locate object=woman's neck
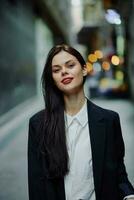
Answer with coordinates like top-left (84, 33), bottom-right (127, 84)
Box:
top-left (64, 90), bottom-right (86, 116)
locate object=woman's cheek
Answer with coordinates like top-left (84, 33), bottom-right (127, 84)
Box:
top-left (53, 75), bottom-right (60, 85)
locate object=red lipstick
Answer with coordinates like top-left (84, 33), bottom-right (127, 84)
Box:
top-left (61, 77), bottom-right (73, 84)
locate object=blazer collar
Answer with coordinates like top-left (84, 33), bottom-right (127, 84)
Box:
top-left (65, 98), bottom-right (88, 128)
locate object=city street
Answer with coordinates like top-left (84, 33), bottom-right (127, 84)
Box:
top-left (0, 98), bottom-right (134, 200)
top-left (1, 0), bottom-right (134, 200)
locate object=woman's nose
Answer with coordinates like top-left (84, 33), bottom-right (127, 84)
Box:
top-left (61, 67), bottom-right (68, 75)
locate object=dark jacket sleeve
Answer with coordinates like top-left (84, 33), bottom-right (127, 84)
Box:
top-left (28, 118), bottom-right (46, 200)
top-left (114, 113), bottom-right (134, 198)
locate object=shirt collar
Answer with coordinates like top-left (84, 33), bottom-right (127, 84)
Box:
top-left (65, 98), bottom-right (88, 128)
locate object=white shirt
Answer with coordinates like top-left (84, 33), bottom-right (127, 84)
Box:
top-left (64, 98), bottom-right (95, 200)
top-left (64, 98), bottom-right (134, 200)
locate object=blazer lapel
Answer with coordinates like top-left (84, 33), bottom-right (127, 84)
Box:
top-left (87, 100), bottom-right (106, 198)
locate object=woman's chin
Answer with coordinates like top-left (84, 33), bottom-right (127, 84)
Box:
top-left (61, 86), bottom-right (83, 96)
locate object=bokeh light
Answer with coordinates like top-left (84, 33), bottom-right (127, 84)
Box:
top-left (88, 54), bottom-right (97, 63)
top-left (102, 61), bottom-right (110, 71)
top-left (93, 62), bottom-right (101, 72)
top-left (86, 62), bottom-right (93, 73)
top-left (111, 55), bottom-right (120, 65)
top-left (94, 50), bottom-right (103, 59)
top-left (115, 71), bottom-right (124, 81)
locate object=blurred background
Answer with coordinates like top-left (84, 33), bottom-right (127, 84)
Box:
top-left (0, 0), bottom-right (134, 199)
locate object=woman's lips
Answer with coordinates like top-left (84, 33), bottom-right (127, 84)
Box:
top-left (61, 78), bottom-right (73, 84)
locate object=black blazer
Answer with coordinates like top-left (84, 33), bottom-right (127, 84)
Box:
top-left (28, 100), bottom-right (134, 200)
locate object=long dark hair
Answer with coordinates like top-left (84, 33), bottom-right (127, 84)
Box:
top-left (40, 44), bottom-right (86, 179)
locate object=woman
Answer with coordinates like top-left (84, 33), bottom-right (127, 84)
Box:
top-left (28, 44), bottom-right (134, 200)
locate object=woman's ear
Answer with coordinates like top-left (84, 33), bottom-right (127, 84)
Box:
top-left (83, 64), bottom-right (88, 76)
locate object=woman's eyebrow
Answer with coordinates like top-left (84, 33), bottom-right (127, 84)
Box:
top-left (65, 59), bottom-right (74, 64)
top-left (52, 65), bottom-right (61, 68)
top-left (52, 60), bottom-right (75, 68)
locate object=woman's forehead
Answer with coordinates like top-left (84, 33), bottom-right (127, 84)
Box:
top-left (52, 51), bottom-right (77, 66)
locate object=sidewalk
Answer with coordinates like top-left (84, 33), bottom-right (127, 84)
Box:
top-left (0, 97), bottom-right (43, 151)
top-left (0, 96), bottom-right (43, 200)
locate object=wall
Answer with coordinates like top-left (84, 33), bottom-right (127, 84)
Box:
top-left (0, 0), bottom-right (36, 115)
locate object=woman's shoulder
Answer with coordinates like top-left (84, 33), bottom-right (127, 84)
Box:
top-left (29, 109), bottom-right (46, 125)
top-left (88, 99), bottom-right (119, 120)
top-left (28, 110), bottom-right (46, 149)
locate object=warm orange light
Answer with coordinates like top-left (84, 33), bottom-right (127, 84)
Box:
top-left (102, 61), bottom-right (110, 71)
top-left (111, 55), bottom-right (120, 65)
top-left (94, 50), bottom-right (103, 59)
top-left (88, 54), bottom-right (97, 63)
top-left (86, 62), bottom-right (93, 73)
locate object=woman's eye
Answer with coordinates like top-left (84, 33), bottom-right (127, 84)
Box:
top-left (53, 69), bottom-right (60, 73)
top-left (68, 63), bottom-right (75, 68)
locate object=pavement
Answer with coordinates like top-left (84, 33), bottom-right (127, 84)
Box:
top-left (0, 97), bottom-right (43, 200)
top-left (0, 97), bottom-right (134, 200)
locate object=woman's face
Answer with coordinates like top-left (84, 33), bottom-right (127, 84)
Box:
top-left (52, 51), bottom-right (87, 95)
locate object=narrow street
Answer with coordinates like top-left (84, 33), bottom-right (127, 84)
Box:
top-left (1, 0), bottom-right (134, 200)
top-left (0, 99), bottom-right (134, 200)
